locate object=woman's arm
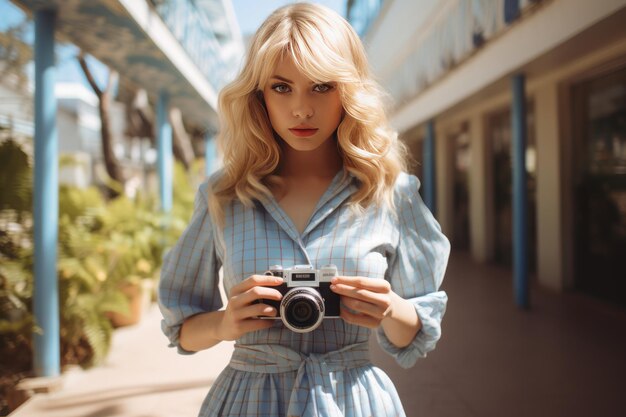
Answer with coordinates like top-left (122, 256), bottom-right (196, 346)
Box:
top-left (330, 276), bottom-right (421, 348)
top-left (179, 310), bottom-right (227, 352)
top-left (380, 292), bottom-right (421, 348)
top-left (178, 274), bottom-right (284, 352)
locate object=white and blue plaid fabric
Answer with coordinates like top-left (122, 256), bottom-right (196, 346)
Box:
top-left (158, 170), bottom-right (450, 417)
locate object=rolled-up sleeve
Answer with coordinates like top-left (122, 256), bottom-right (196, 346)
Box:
top-left (158, 181), bottom-right (223, 354)
top-left (376, 173), bottom-right (450, 368)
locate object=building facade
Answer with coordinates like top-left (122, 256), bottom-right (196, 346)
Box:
top-left (352, 0), bottom-right (626, 306)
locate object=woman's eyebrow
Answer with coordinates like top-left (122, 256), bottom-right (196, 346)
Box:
top-left (270, 75), bottom-right (293, 83)
top-left (270, 75), bottom-right (324, 85)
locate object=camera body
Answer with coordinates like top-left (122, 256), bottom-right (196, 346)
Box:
top-left (258, 264), bottom-right (340, 333)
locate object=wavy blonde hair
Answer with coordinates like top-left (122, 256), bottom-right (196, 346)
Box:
top-left (209, 2), bottom-right (407, 224)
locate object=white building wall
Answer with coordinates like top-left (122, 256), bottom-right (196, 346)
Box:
top-left (57, 108), bottom-right (83, 152)
top-left (468, 113), bottom-right (492, 263)
top-left (534, 81), bottom-right (563, 291)
top-left (0, 80), bottom-right (33, 137)
top-left (386, 0), bottom-right (626, 132)
top-left (363, 0), bottom-right (438, 76)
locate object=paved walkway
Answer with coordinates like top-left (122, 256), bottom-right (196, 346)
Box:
top-left (11, 252), bottom-right (626, 416)
top-left (11, 307), bottom-right (234, 417)
top-left (371, 252), bottom-right (626, 417)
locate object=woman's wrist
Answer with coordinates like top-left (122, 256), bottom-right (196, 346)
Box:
top-left (179, 310), bottom-right (225, 352)
top-left (381, 293), bottom-right (421, 348)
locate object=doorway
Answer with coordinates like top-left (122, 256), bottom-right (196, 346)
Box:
top-left (451, 126), bottom-right (470, 250)
top-left (572, 66), bottom-right (626, 306)
top-left (488, 106), bottom-right (537, 272)
top-left (403, 131), bottom-right (424, 198)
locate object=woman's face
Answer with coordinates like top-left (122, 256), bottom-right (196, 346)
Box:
top-left (262, 55), bottom-right (343, 152)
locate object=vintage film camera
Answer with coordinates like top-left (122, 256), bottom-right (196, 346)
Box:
top-left (257, 264), bottom-right (341, 333)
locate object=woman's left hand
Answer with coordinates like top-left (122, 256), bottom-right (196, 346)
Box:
top-left (330, 276), bottom-right (395, 329)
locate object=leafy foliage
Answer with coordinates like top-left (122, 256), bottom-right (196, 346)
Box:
top-left (0, 140), bottom-right (32, 215)
top-left (0, 138), bottom-right (197, 413)
top-left (0, 19), bottom-right (33, 90)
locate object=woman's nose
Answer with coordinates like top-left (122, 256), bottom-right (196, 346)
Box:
top-left (292, 97), bottom-right (314, 119)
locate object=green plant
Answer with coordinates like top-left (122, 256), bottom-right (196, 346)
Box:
top-left (0, 140), bottom-right (31, 216)
top-left (56, 192), bottom-right (130, 366)
top-left (53, 165), bottom-right (194, 362)
top-left (0, 140), bottom-right (36, 415)
top-left (0, 138), bottom-right (198, 413)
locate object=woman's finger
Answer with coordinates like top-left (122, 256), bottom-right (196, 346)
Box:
top-left (231, 285), bottom-right (282, 308)
top-left (331, 282), bottom-right (391, 308)
top-left (331, 276), bottom-right (390, 293)
top-left (230, 274), bottom-right (283, 297)
top-left (341, 296), bottom-right (387, 320)
top-left (340, 307), bottom-right (380, 329)
top-left (238, 318), bottom-right (276, 334)
top-left (233, 302), bottom-right (278, 321)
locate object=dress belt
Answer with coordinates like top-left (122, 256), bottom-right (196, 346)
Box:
top-left (229, 341), bottom-right (371, 373)
top-left (228, 342), bottom-right (372, 416)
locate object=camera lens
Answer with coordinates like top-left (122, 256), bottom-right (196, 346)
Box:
top-left (280, 287), bottom-right (324, 333)
top-left (291, 299), bottom-right (314, 323)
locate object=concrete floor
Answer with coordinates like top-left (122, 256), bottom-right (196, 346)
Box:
top-left (11, 252), bottom-right (626, 416)
top-left (10, 306), bottom-right (235, 417)
top-left (371, 252), bottom-right (626, 417)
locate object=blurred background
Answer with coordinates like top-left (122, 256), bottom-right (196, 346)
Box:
top-left (1, 0), bottom-right (625, 416)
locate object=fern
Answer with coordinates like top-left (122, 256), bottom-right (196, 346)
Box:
top-left (2, 140), bottom-right (198, 374)
top-left (0, 140), bottom-right (32, 215)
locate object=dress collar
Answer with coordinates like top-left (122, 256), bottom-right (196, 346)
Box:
top-left (257, 169), bottom-right (358, 242)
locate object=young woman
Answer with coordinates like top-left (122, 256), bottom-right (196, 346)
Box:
top-left (158, 3), bottom-right (450, 416)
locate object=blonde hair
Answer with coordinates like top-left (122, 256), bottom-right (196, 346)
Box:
top-left (209, 2), bottom-right (407, 224)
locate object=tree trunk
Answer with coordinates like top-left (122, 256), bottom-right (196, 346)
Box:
top-left (78, 54), bottom-right (125, 196)
top-left (170, 107), bottom-right (195, 171)
top-left (100, 87), bottom-right (125, 185)
top-left (126, 88), bottom-right (154, 142)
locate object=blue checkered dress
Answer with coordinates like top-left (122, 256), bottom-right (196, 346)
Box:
top-left (158, 170), bottom-right (450, 417)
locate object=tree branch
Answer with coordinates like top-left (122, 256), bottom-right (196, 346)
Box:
top-left (77, 53), bottom-right (102, 98)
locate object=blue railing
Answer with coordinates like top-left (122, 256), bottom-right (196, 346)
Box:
top-left (151, 0), bottom-right (235, 91)
top-left (347, 0), bottom-right (385, 37)
top-left (0, 114), bottom-right (34, 137)
top-left (352, 0), bottom-right (543, 106)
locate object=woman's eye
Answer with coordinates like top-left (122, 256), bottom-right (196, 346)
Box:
top-left (314, 84), bottom-right (334, 93)
top-left (272, 84), bottom-right (290, 93)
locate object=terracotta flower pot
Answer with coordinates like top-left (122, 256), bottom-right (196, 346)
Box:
top-left (106, 280), bottom-right (153, 327)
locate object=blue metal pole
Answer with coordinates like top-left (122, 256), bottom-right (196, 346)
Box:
top-left (511, 74), bottom-right (529, 309)
top-left (423, 120), bottom-right (436, 215)
top-left (157, 91), bottom-right (172, 212)
top-left (204, 133), bottom-right (215, 178)
top-left (33, 9), bottom-right (60, 378)
top-left (504, 0), bottom-right (520, 24)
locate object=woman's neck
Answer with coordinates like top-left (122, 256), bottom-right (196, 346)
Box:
top-left (278, 136), bottom-right (343, 179)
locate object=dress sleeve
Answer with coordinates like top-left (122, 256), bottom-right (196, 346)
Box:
top-left (376, 173), bottom-right (450, 368)
top-left (157, 181), bottom-right (223, 354)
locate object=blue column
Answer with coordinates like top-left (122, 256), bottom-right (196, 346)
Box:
top-left (511, 74), bottom-right (529, 309)
top-left (504, 0), bottom-right (520, 24)
top-left (33, 9), bottom-right (60, 378)
top-left (204, 133), bottom-right (216, 177)
top-left (423, 120), bottom-right (436, 215)
top-left (157, 91), bottom-right (172, 212)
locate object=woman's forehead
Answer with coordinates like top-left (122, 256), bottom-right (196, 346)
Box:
top-left (271, 55), bottom-right (301, 78)
top-left (266, 53), bottom-right (331, 84)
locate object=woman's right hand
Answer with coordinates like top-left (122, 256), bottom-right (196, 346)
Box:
top-left (216, 274), bottom-right (284, 341)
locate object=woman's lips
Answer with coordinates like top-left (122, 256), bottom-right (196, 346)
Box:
top-left (289, 128), bottom-right (318, 137)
